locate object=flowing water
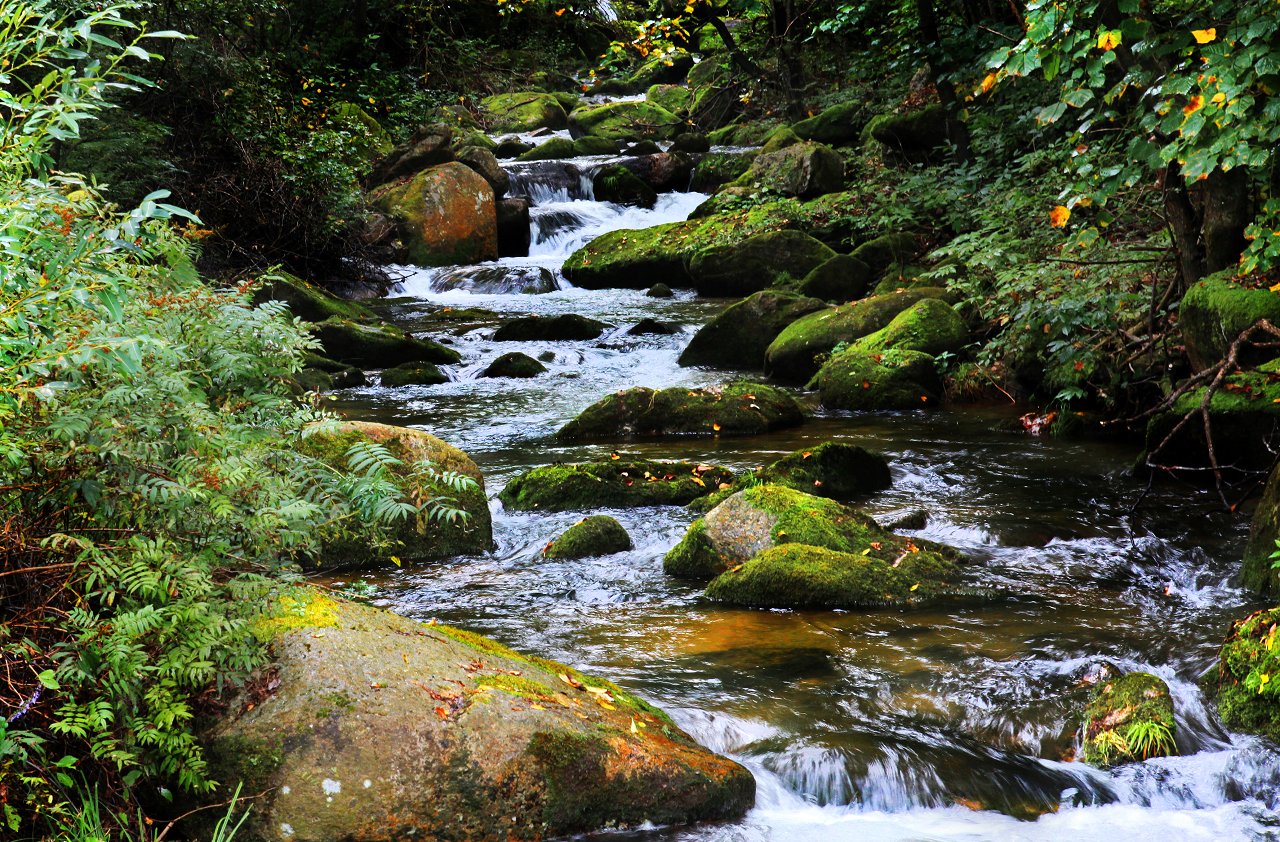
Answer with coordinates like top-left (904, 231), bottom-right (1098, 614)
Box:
top-left (326, 148), bottom-right (1280, 839)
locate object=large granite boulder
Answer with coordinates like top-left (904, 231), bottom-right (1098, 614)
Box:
top-left (556, 382), bottom-right (803, 440)
top-left (374, 162), bottom-right (497, 267)
top-left (679, 290), bottom-right (826, 370)
top-left (688, 230), bottom-right (835, 297)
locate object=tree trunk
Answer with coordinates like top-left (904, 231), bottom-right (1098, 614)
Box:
top-left (1163, 165), bottom-right (1207, 289)
top-left (1201, 167), bottom-right (1251, 274)
top-left (914, 0), bottom-right (972, 162)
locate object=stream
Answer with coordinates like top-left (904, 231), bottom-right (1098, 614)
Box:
top-left (327, 145), bottom-right (1280, 840)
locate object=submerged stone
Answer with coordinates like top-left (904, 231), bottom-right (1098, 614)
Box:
top-left (556, 382), bottom-right (803, 440)
top-left (380, 361), bottom-right (448, 387)
top-left (543, 515), bottom-right (632, 559)
top-left (500, 461), bottom-right (735, 511)
top-left (482, 352), bottom-right (547, 379)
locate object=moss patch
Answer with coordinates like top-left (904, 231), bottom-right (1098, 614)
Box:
top-left (544, 516), bottom-right (632, 559)
top-left (556, 382), bottom-right (803, 440)
top-left (312, 317), bottom-right (460, 367)
top-left (381, 361), bottom-right (448, 387)
top-left (501, 461), bottom-right (735, 511)
top-left (1081, 672), bottom-right (1177, 767)
top-left (679, 290), bottom-right (826, 370)
top-left (816, 348), bottom-right (944, 411)
top-left (568, 101), bottom-right (682, 141)
top-left (492, 313), bottom-right (610, 341)
top-left (849, 298), bottom-right (968, 357)
top-left (1214, 606), bottom-right (1280, 742)
top-left (1179, 270), bottom-right (1280, 371)
top-left (480, 92), bottom-right (569, 133)
top-left (688, 229), bottom-right (835, 298)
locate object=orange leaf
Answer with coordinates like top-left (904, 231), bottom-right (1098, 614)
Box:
top-left (1049, 205), bottom-right (1071, 227)
top-left (980, 72), bottom-right (998, 94)
top-left (1183, 95), bottom-right (1204, 115)
top-left (712, 422), bottom-right (721, 431)
top-left (1192, 28), bottom-right (1216, 44)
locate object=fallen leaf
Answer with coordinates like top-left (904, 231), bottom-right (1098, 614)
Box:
top-left (559, 673), bottom-right (585, 690)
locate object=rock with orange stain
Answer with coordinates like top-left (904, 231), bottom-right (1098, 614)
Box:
top-left (375, 162), bottom-right (497, 267)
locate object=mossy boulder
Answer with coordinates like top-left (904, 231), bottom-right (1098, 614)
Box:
top-left (297, 353), bottom-right (366, 391)
top-left (481, 92), bottom-right (569, 133)
top-left (568, 101), bottom-right (682, 142)
top-left (1242, 461), bottom-right (1280, 597)
top-left (627, 51), bottom-right (695, 89)
top-left (544, 515), bottom-right (632, 559)
top-left (1214, 605), bottom-right (1280, 742)
top-left (500, 461), bottom-right (735, 511)
top-left (1179, 271), bottom-right (1280, 371)
top-left (572, 136), bottom-right (619, 156)
top-left (492, 314), bottom-right (611, 341)
top-left (816, 349), bottom-right (943, 410)
top-left (736, 141), bottom-right (843, 199)
top-left (679, 290), bottom-right (826, 369)
top-left (690, 150), bottom-right (757, 191)
top-left (707, 121), bottom-right (782, 147)
top-left (367, 123), bottom-right (453, 187)
top-left (456, 145), bottom-right (510, 198)
top-left (798, 254), bottom-right (873, 302)
top-left (764, 287), bottom-right (952, 382)
top-left (688, 230), bottom-right (836, 297)
top-left (517, 137), bottom-right (578, 161)
top-left (494, 137), bottom-right (535, 159)
top-left (254, 273), bottom-right (378, 324)
top-left (374, 162), bottom-right (497, 267)
top-left (792, 101), bottom-right (871, 146)
top-left (671, 132), bottom-right (710, 154)
top-left (206, 591), bottom-right (754, 842)
top-left (647, 84), bottom-right (694, 115)
top-left (593, 164), bottom-right (658, 209)
top-left (647, 283), bottom-right (674, 298)
top-left (482, 352), bottom-right (547, 378)
top-left (1080, 672), bottom-right (1178, 768)
top-left (557, 382), bottom-right (803, 440)
top-left (300, 421), bottom-right (492, 566)
top-left (868, 104), bottom-right (948, 157)
top-left (759, 126), bottom-right (801, 154)
top-left (332, 102), bottom-right (394, 164)
top-left (754, 442), bottom-right (891, 499)
top-left (850, 232), bottom-right (919, 276)
top-left (848, 298), bottom-right (968, 357)
top-left (312, 318), bottom-right (461, 368)
top-left (381, 361), bottom-right (449, 387)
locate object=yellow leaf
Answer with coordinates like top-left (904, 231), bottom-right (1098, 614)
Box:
top-left (1097, 30), bottom-right (1121, 51)
top-left (910, 583), bottom-right (920, 591)
top-left (1049, 205), bottom-right (1071, 228)
top-left (1192, 28), bottom-right (1216, 44)
top-left (980, 72), bottom-right (998, 94)
top-left (1211, 92), bottom-right (1226, 105)
top-left (554, 7), bottom-right (565, 14)
top-left (712, 422), bottom-right (721, 431)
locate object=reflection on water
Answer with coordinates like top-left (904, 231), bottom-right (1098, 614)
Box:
top-left (323, 150), bottom-right (1280, 839)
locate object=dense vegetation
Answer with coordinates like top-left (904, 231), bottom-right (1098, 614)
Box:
top-left (5, 0), bottom-right (1280, 837)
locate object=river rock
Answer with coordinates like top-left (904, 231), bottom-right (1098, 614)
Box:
top-left (300, 421), bottom-right (492, 565)
top-left (254, 273), bottom-right (379, 324)
top-left (500, 461), bottom-right (735, 511)
top-left (492, 314), bottom-right (611, 341)
top-left (764, 287), bottom-right (954, 382)
top-left (205, 590), bottom-right (753, 841)
top-left (671, 132), bottom-right (710, 153)
top-left (543, 515), bottom-right (632, 559)
top-left (374, 162), bottom-right (497, 267)
top-left (679, 290), bottom-right (826, 370)
top-left (1179, 270), bottom-right (1280, 371)
top-left (494, 137), bottom-right (534, 159)
top-left (647, 283), bottom-right (674, 298)
top-left (593, 164), bottom-right (657, 209)
top-left (707, 121), bottom-right (782, 146)
top-left (647, 84), bottom-right (694, 115)
top-left (517, 137), bottom-right (577, 161)
top-left (799, 254), bottom-right (873, 302)
top-left (568, 101), bottom-right (682, 142)
top-left (626, 139), bottom-right (663, 156)
top-left (792, 101), bottom-right (872, 146)
top-left (480, 92), bottom-right (569, 133)
top-left (1080, 672), bottom-right (1178, 767)
top-left (496, 197), bottom-right (532, 258)
top-left (736, 141), bottom-right (843, 199)
top-left (760, 126), bottom-right (801, 154)
top-left (299, 352), bottom-right (367, 390)
top-left (754, 442), bottom-right (891, 499)
top-left (557, 382), bottom-right (803, 440)
top-left (848, 298), bottom-right (969, 357)
top-left (627, 51), bottom-right (695, 89)
top-left (628, 318), bottom-right (679, 335)
top-left (434, 265), bottom-right (554, 295)
top-left (690, 151), bottom-right (757, 192)
top-left (868, 104), bottom-right (948, 157)
top-left (1243, 462), bottom-right (1280, 597)
top-left (366, 123), bottom-right (453, 187)
top-left (381, 361), bottom-right (448, 387)
top-left (572, 136), bottom-right (618, 156)
top-left (456, 145), bottom-right (509, 199)
top-left (689, 230), bottom-right (836, 297)
top-left (815, 348), bottom-right (944, 410)
top-left (482, 352), bottom-right (546, 378)
top-left (1213, 605), bottom-right (1280, 742)
top-left (619, 152), bottom-right (695, 193)
top-left (850, 232), bottom-right (919, 276)
top-left (312, 318), bottom-right (460, 368)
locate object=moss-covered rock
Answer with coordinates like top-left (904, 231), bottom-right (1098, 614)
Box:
top-left (561, 222), bottom-right (691, 289)
top-left (1214, 605), bottom-right (1280, 742)
top-left (492, 314), bottom-right (611, 341)
top-left (456, 145), bottom-right (510, 198)
top-left (544, 515), bottom-right (633, 559)
top-left (792, 101), bottom-right (872, 146)
top-left (705, 541), bottom-right (960, 609)
top-left (593, 164), bottom-right (658, 209)
top-left (254, 273), bottom-right (378, 324)
top-left (206, 591), bottom-right (753, 842)
top-left (689, 230), bottom-right (836, 298)
top-left (689, 150), bottom-right (757, 192)
top-left (501, 461), bottom-right (735, 511)
top-left (557, 382), bottom-right (803, 440)
top-left (381, 361), bottom-right (449, 387)
top-left (760, 126), bottom-right (801, 154)
top-left (868, 104), bottom-right (948, 157)
top-left (627, 51), bottom-right (695, 90)
top-left (647, 83), bottom-right (693, 115)
top-left (798, 254), bottom-right (873, 302)
top-left (568, 101), bottom-right (683, 142)
top-left (572, 136), bottom-right (620, 156)
top-left (1244, 461), bottom-right (1280, 597)
top-left (647, 283), bottom-right (674, 298)
top-left (707, 121), bottom-right (783, 147)
top-left (299, 422), bottom-right (492, 566)
top-left (367, 123), bottom-right (454, 187)
top-left (373, 162), bottom-right (497, 267)
top-left (671, 132), bottom-right (710, 154)
top-left (871, 264), bottom-right (934, 296)
top-left (480, 92), bottom-right (569, 133)
top-left (1080, 672), bottom-right (1178, 768)
top-left (1179, 271), bottom-right (1280, 371)
top-left (494, 137), bottom-right (535, 159)
top-left (849, 298), bottom-right (968, 356)
top-left (679, 290), bottom-right (826, 370)
top-left (735, 141), bottom-right (843, 199)
top-left (331, 102), bottom-right (394, 164)
top-left (312, 318), bottom-right (461, 367)
top-left (297, 352), bottom-right (367, 391)
top-left (764, 287), bottom-right (952, 382)
top-left (482, 351), bottom-right (547, 378)
top-left (753, 442), bottom-right (891, 499)
top-left (816, 349), bottom-right (944, 410)
top-left (850, 232), bottom-right (919, 276)
top-left (517, 136), bottom-right (577, 161)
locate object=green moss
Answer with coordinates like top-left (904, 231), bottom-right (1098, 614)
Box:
top-left (679, 290), bottom-right (826, 370)
top-left (556, 381), bottom-right (803, 440)
top-left (516, 136), bottom-right (577, 161)
top-left (482, 351), bottom-right (547, 378)
top-left (253, 589), bottom-right (342, 639)
top-left (543, 516), bottom-right (632, 559)
top-left (480, 92), bottom-right (569, 133)
top-left (254, 272), bottom-right (376, 324)
top-left (500, 461), bottom-right (735, 511)
top-left (868, 104), bottom-right (948, 156)
top-left (753, 442), bottom-right (892, 499)
top-left (568, 101), bottom-right (682, 141)
top-left (1213, 606), bottom-right (1280, 741)
top-left (1081, 672), bottom-right (1177, 767)
top-left (705, 541), bottom-right (959, 608)
top-left (765, 288), bottom-right (952, 382)
top-left (572, 136), bottom-right (618, 156)
top-left (1243, 465), bottom-right (1280, 597)
top-left (791, 102), bottom-right (871, 146)
top-left (312, 317), bottom-right (461, 367)
top-left (688, 229), bottom-right (835, 297)
top-left (760, 126), bottom-right (801, 154)
top-left (849, 232), bottom-right (919, 275)
top-left (799, 254), bottom-right (872, 303)
top-left (330, 102), bottom-right (393, 164)
top-left (706, 121), bottom-right (783, 146)
top-left (381, 361), bottom-right (448, 387)
top-left (477, 673), bottom-right (558, 700)
top-left (592, 164), bottom-right (657, 209)
top-left (1180, 271), bottom-right (1280, 370)
top-left (690, 150), bottom-right (758, 192)
top-left (647, 83), bottom-right (693, 115)
top-left (815, 348), bottom-right (944, 410)
top-left (735, 141), bottom-right (844, 199)
top-left (849, 298), bottom-right (968, 356)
